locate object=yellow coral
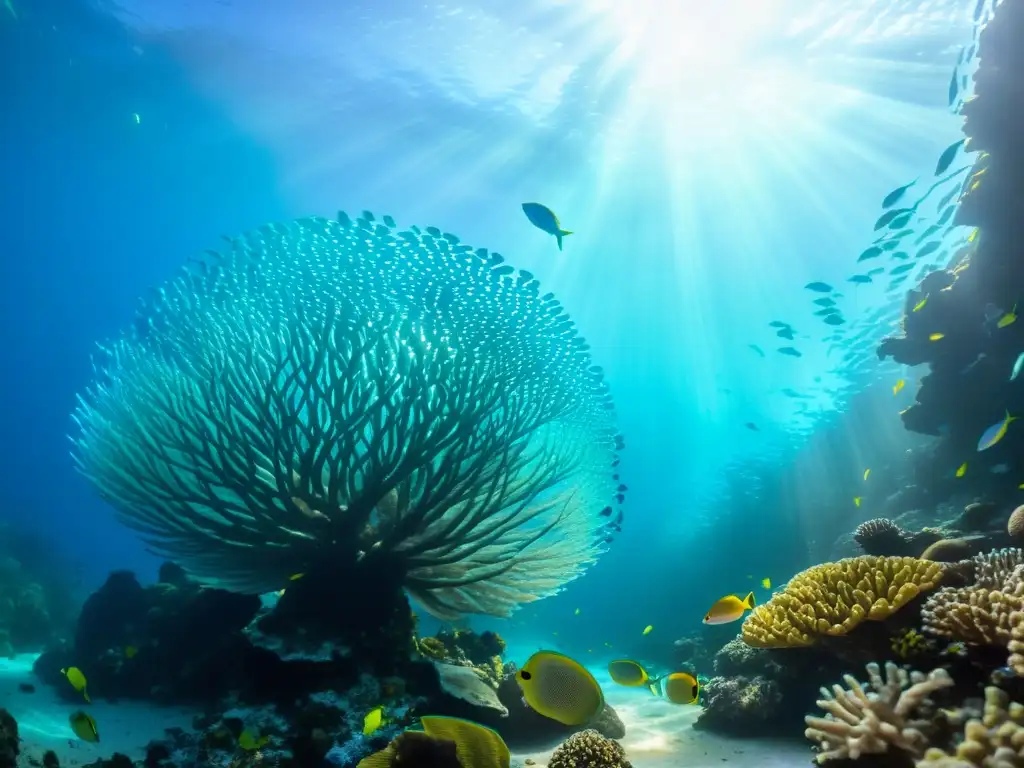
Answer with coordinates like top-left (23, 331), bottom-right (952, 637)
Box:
top-left (918, 686), bottom-right (1024, 767)
top-left (416, 636), bottom-right (449, 661)
top-left (742, 556), bottom-right (944, 648)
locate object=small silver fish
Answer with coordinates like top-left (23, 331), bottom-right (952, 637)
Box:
top-left (1011, 352), bottom-right (1024, 381)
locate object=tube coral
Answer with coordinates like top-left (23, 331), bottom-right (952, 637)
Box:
top-left (71, 212), bottom-right (623, 619)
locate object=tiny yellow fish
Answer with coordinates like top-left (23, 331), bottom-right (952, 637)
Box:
top-left (968, 228), bottom-right (979, 243)
top-left (956, 462), bottom-right (968, 478)
top-left (893, 379), bottom-right (905, 395)
top-left (998, 305), bottom-right (1018, 328)
top-left (61, 667), bottom-right (90, 703)
top-left (761, 578), bottom-right (771, 589)
top-left (913, 296), bottom-right (928, 312)
top-left (363, 706), bottom-right (385, 736)
top-left (703, 592), bottom-right (755, 625)
top-left (929, 333), bottom-right (945, 341)
top-left (574, 608), bottom-right (580, 615)
top-left (516, 651), bottom-right (604, 726)
top-left (239, 729), bottom-right (271, 751)
top-left (854, 496), bottom-right (862, 507)
top-left (289, 573), bottom-right (304, 581)
top-left (1019, 483), bottom-right (1024, 490)
top-left (124, 645), bottom-right (138, 659)
top-left (642, 625), bottom-right (653, 636)
top-left (69, 711), bottom-right (99, 743)
top-left (863, 468), bottom-right (871, 481)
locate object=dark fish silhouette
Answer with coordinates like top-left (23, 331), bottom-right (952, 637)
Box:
top-left (778, 347), bottom-right (802, 357)
top-left (805, 282), bottom-right (833, 293)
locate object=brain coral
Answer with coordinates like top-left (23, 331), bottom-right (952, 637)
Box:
top-left (742, 556), bottom-right (944, 648)
top-left (548, 730), bottom-right (631, 768)
top-left (71, 211), bottom-right (624, 620)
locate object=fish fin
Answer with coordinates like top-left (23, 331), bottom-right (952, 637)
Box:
top-left (560, 229), bottom-right (573, 237)
top-left (743, 591), bottom-right (756, 609)
top-left (83, 691), bottom-right (91, 703)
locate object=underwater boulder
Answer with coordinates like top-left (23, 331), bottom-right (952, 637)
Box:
top-left (0, 709), bottom-right (17, 768)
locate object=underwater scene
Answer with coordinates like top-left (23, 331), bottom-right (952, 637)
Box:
top-left (2, 0), bottom-right (1024, 766)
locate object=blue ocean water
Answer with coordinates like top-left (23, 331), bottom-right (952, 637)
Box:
top-left (0, 0), bottom-right (994, 744)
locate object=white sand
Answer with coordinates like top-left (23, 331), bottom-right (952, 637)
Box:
top-left (0, 654), bottom-right (200, 766)
top-left (3, 653), bottom-right (809, 767)
top-left (513, 667), bottom-right (810, 768)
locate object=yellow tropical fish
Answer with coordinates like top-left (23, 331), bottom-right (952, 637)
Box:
top-left (956, 462), bottom-right (968, 478)
top-left (662, 672), bottom-right (700, 705)
top-left (363, 706), bottom-right (385, 736)
top-left (968, 228), bottom-right (979, 243)
top-left (913, 296), bottom-right (928, 312)
top-left (516, 651), bottom-right (604, 726)
top-left (642, 625), bottom-right (653, 636)
top-left (703, 592), bottom-right (755, 625)
top-left (998, 305), bottom-right (1017, 328)
top-left (607, 659), bottom-right (651, 687)
top-left (61, 667), bottom-right (90, 703)
top-left (358, 717), bottom-right (510, 768)
top-left (893, 379), bottom-right (905, 395)
top-left (854, 496), bottom-right (862, 507)
top-left (289, 573), bottom-right (304, 581)
top-left (69, 711), bottom-right (99, 743)
top-left (574, 608), bottom-right (580, 615)
top-left (863, 468), bottom-right (871, 481)
top-left (239, 729), bottom-right (271, 751)
top-left (929, 333), bottom-right (945, 341)
top-left (761, 578), bottom-right (771, 589)
top-left (978, 411), bottom-right (1017, 451)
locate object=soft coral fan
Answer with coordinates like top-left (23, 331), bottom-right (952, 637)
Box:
top-left (71, 211), bottom-right (624, 619)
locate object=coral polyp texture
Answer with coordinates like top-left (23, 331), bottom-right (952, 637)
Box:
top-left (804, 661), bottom-right (952, 763)
top-left (919, 686), bottom-right (1024, 767)
top-left (742, 557), bottom-right (944, 648)
top-left (547, 730), bottom-right (631, 768)
top-left (71, 211), bottom-right (623, 619)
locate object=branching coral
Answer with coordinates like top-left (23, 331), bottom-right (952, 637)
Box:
top-left (921, 583), bottom-right (1024, 646)
top-left (922, 553), bottom-right (1024, 647)
top-left (547, 730), bottom-right (631, 768)
top-left (71, 212), bottom-right (624, 619)
top-left (742, 557), bottom-right (944, 648)
top-left (804, 662), bottom-right (953, 763)
top-left (918, 686), bottom-right (1024, 767)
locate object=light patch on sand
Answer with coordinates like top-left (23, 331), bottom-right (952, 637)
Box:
top-left (513, 664), bottom-right (809, 768)
top-left (0, 654), bottom-right (200, 766)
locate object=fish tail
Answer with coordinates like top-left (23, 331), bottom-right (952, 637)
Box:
top-left (743, 591), bottom-right (756, 609)
top-left (84, 691), bottom-right (91, 703)
top-left (555, 230), bottom-right (572, 251)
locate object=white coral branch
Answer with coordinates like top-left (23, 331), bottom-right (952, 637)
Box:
top-left (805, 662), bottom-right (953, 763)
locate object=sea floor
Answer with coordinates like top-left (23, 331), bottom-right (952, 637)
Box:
top-left (511, 667), bottom-right (810, 768)
top-left (1, 654), bottom-right (809, 767)
top-left (0, 654), bottom-right (199, 766)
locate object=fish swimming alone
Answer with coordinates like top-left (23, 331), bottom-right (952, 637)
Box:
top-left (978, 411), bottom-right (1016, 452)
top-left (703, 592), bottom-right (755, 625)
top-left (521, 203), bottom-right (573, 251)
top-left (69, 711), bottom-right (99, 743)
top-left (516, 651), bottom-right (604, 726)
top-left (607, 659), bottom-right (652, 688)
top-left (62, 666), bottom-right (90, 703)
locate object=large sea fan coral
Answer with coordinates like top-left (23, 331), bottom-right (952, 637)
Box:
top-left (71, 212), bottom-right (623, 619)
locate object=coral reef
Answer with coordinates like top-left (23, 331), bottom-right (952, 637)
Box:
top-left (804, 662), bottom-right (953, 763)
top-left (547, 730), bottom-right (631, 768)
top-left (854, 519), bottom-right (945, 558)
top-left (742, 556), bottom-right (944, 648)
top-left (671, 633), bottom-right (716, 674)
top-left (919, 686), bottom-right (1023, 766)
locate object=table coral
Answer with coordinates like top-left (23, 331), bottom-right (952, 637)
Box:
top-left (742, 556), bottom-right (945, 648)
top-left (804, 661), bottom-right (953, 763)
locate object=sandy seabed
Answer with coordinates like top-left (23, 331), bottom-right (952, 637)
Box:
top-left (2, 655), bottom-right (808, 767)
